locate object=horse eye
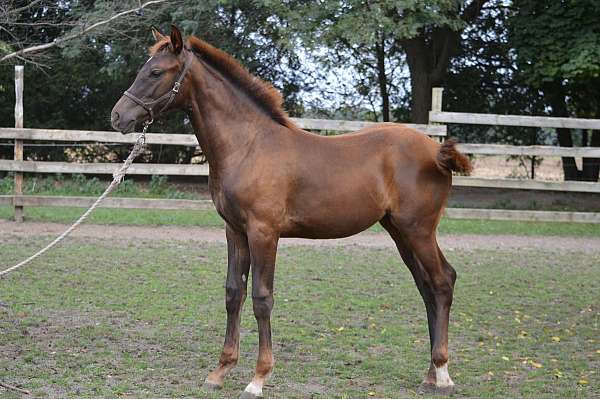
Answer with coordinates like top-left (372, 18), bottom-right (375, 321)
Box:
top-left (150, 69), bottom-right (163, 77)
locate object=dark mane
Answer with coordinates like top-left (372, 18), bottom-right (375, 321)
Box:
top-left (150, 36), bottom-right (295, 129)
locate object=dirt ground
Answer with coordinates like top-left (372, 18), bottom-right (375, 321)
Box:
top-left (471, 155), bottom-right (564, 180)
top-left (1, 220), bottom-right (599, 253)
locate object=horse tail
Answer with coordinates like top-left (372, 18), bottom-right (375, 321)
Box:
top-left (435, 139), bottom-right (472, 175)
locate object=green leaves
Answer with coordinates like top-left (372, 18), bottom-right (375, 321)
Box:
top-left (511, 0), bottom-right (600, 85)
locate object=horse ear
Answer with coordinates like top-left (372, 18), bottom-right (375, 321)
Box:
top-left (151, 26), bottom-right (165, 42)
top-left (170, 24), bottom-right (183, 55)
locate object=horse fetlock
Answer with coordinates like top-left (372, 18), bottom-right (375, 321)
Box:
top-left (218, 348), bottom-right (239, 367)
top-left (432, 347), bottom-right (449, 368)
top-left (421, 362), bottom-right (437, 385)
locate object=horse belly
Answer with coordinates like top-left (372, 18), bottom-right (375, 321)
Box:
top-left (282, 179), bottom-right (387, 239)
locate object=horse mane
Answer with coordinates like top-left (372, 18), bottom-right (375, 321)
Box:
top-left (149, 36), bottom-right (295, 129)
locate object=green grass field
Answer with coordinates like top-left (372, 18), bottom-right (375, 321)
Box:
top-left (1, 205), bottom-right (600, 237)
top-left (1, 237), bottom-right (598, 398)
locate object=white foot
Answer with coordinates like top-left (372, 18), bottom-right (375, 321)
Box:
top-left (243, 381), bottom-right (263, 397)
top-left (435, 362), bottom-right (455, 387)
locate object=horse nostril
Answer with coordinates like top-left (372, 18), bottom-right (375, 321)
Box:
top-left (112, 111), bottom-right (120, 123)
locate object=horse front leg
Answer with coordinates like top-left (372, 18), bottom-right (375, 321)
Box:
top-left (204, 225), bottom-right (250, 390)
top-left (240, 225), bottom-right (279, 399)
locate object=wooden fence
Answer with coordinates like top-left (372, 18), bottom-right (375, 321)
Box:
top-left (1, 66), bottom-right (599, 223)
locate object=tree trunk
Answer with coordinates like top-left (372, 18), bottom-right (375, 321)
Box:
top-left (409, 67), bottom-right (432, 124)
top-left (581, 130), bottom-right (600, 181)
top-left (544, 82), bottom-right (581, 180)
top-left (403, 39), bottom-right (433, 124)
top-left (402, 28), bottom-right (459, 124)
top-left (375, 38), bottom-right (390, 122)
top-left (388, 1), bottom-right (487, 124)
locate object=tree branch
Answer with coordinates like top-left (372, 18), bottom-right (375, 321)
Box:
top-left (3, 0), bottom-right (46, 16)
top-left (0, 0), bottom-right (168, 63)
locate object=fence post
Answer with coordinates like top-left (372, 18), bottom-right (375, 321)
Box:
top-left (431, 87), bottom-right (444, 142)
top-left (14, 65), bottom-right (24, 222)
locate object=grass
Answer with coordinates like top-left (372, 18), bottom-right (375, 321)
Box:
top-left (1, 238), bottom-right (598, 398)
top-left (1, 205), bottom-right (600, 237)
top-left (0, 206), bottom-right (225, 228)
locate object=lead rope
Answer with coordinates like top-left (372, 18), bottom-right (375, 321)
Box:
top-left (0, 123), bottom-right (149, 278)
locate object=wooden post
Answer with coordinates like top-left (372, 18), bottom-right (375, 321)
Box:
top-left (14, 65), bottom-right (24, 222)
top-left (431, 87), bottom-right (444, 142)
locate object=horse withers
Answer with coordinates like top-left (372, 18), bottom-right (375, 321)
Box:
top-left (111, 25), bottom-right (472, 398)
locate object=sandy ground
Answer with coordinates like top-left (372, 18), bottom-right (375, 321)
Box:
top-left (1, 220), bottom-right (599, 253)
top-left (471, 155), bottom-right (564, 180)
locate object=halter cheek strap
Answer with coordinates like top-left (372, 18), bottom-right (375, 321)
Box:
top-left (123, 49), bottom-right (192, 124)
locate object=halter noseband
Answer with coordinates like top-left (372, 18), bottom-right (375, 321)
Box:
top-left (123, 49), bottom-right (192, 125)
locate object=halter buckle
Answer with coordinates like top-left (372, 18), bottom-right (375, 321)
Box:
top-left (172, 82), bottom-right (181, 93)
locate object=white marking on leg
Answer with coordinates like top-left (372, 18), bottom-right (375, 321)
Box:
top-left (242, 273), bottom-right (247, 283)
top-left (435, 362), bottom-right (454, 387)
top-left (244, 381), bottom-right (262, 397)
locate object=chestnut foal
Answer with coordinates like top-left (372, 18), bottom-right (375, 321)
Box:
top-left (111, 26), bottom-right (472, 398)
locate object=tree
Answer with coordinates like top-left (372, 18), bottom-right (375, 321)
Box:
top-left (510, 0), bottom-right (600, 181)
top-left (0, 1), bottom-right (308, 165)
top-left (293, 0), bottom-right (489, 123)
top-left (291, 1), bottom-right (406, 121)
top-left (0, 1), bottom-right (168, 64)
top-left (389, 0), bottom-right (489, 123)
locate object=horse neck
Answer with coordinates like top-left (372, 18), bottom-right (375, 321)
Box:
top-left (187, 59), bottom-right (283, 177)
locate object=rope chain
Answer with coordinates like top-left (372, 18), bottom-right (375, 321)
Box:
top-left (0, 125), bottom-right (148, 278)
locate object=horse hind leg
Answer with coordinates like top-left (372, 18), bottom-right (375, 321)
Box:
top-left (380, 215), bottom-right (457, 394)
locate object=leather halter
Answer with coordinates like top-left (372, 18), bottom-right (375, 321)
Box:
top-left (123, 49), bottom-right (192, 124)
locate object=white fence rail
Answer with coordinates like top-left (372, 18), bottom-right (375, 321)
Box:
top-left (429, 111), bottom-right (600, 130)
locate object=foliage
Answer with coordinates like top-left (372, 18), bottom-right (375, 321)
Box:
top-left (290, 1), bottom-right (465, 120)
top-left (510, 0), bottom-right (600, 118)
top-left (509, 0), bottom-right (600, 181)
top-left (444, 1), bottom-right (548, 145)
top-left (510, 1), bottom-right (600, 87)
top-left (0, 0), bottom-right (306, 163)
top-left (1, 0), bottom-right (600, 174)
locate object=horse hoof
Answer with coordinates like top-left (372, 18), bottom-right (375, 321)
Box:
top-left (239, 391), bottom-right (261, 399)
top-left (202, 381), bottom-right (222, 392)
top-left (418, 382), bottom-right (456, 396)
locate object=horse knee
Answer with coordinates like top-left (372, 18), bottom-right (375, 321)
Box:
top-left (225, 286), bottom-right (245, 313)
top-left (252, 295), bottom-right (273, 319)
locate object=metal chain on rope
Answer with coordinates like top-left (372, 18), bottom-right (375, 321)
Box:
top-left (0, 123), bottom-right (149, 278)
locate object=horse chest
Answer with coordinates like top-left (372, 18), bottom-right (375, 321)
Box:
top-left (210, 183), bottom-right (247, 229)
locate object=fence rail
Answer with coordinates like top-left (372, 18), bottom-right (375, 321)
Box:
top-left (453, 177), bottom-right (600, 193)
top-left (429, 111), bottom-right (600, 130)
top-left (0, 159), bottom-right (208, 175)
top-left (458, 143), bottom-right (600, 157)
